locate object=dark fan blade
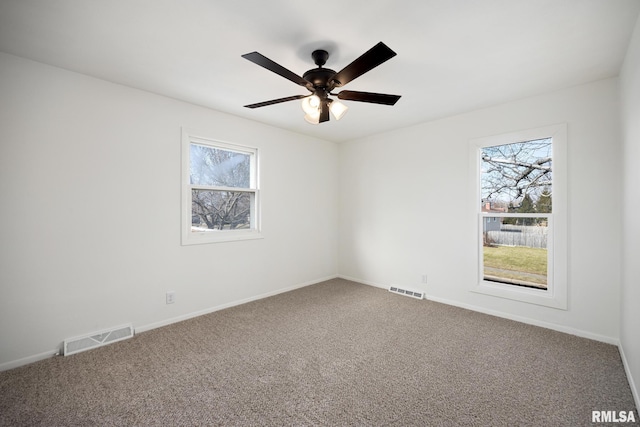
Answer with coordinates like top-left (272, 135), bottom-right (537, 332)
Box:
top-left (337, 90), bottom-right (401, 105)
top-left (332, 42), bottom-right (397, 87)
top-left (242, 52), bottom-right (309, 87)
top-left (319, 99), bottom-right (330, 123)
top-left (244, 95), bottom-right (307, 109)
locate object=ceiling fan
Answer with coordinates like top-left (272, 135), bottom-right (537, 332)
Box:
top-left (241, 42), bottom-right (401, 124)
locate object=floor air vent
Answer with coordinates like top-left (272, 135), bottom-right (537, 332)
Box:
top-left (389, 286), bottom-right (425, 300)
top-left (63, 324), bottom-right (134, 356)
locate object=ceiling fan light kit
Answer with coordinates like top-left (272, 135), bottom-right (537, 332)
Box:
top-left (242, 42), bottom-right (401, 124)
top-left (301, 95), bottom-right (348, 124)
top-left (329, 99), bottom-right (349, 120)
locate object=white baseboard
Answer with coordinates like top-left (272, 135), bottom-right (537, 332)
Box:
top-left (0, 349), bottom-right (60, 372)
top-left (0, 275), bottom-right (338, 372)
top-left (424, 293), bottom-right (619, 345)
top-left (619, 343), bottom-right (640, 412)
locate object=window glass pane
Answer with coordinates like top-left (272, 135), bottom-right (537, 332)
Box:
top-left (481, 138), bottom-right (552, 214)
top-left (483, 217), bottom-right (548, 289)
top-left (191, 190), bottom-right (252, 231)
top-left (190, 144), bottom-right (251, 188)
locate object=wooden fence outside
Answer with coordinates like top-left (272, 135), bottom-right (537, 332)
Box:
top-left (485, 225), bottom-right (548, 248)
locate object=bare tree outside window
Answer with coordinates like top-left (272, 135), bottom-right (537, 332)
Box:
top-left (481, 138), bottom-right (552, 212)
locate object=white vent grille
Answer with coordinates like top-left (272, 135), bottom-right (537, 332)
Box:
top-left (63, 324), bottom-right (134, 356)
top-left (389, 286), bottom-right (425, 300)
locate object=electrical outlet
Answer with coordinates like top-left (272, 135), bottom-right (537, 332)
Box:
top-left (421, 274), bottom-right (428, 284)
top-left (166, 291), bottom-right (176, 304)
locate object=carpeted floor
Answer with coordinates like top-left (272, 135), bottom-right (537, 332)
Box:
top-left (0, 278), bottom-right (638, 426)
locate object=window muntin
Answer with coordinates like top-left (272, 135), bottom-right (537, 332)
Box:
top-left (182, 130), bottom-right (260, 245)
top-left (470, 124), bottom-right (567, 310)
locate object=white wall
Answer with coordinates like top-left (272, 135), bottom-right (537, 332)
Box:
top-left (0, 53), bottom-right (338, 368)
top-left (620, 13), bottom-right (640, 409)
top-left (339, 78), bottom-right (622, 342)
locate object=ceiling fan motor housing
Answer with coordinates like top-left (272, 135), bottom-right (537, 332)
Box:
top-left (303, 49), bottom-right (339, 97)
top-left (303, 68), bottom-right (336, 94)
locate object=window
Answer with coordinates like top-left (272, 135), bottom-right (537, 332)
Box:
top-left (182, 129), bottom-right (261, 245)
top-left (470, 124), bottom-right (567, 309)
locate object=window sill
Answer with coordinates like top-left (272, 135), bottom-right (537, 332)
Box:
top-left (181, 230), bottom-right (263, 246)
top-left (471, 279), bottom-right (567, 310)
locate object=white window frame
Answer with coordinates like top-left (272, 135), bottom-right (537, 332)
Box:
top-left (469, 123), bottom-right (567, 309)
top-left (181, 129), bottom-right (261, 245)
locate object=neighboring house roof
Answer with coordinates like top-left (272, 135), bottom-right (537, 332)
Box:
top-left (481, 202), bottom-right (508, 214)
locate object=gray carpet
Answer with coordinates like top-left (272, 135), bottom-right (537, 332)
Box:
top-left (0, 278), bottom-right (637, 426)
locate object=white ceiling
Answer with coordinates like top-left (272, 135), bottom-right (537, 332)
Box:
top-left (1, 0), bottom-right (639, 142)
